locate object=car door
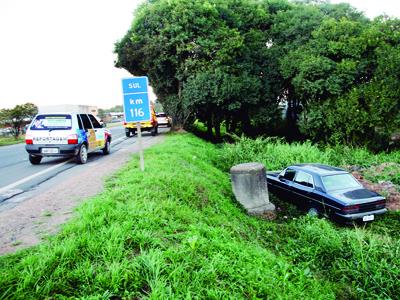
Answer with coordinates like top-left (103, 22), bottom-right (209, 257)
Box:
top-left (275, 168), bottom-right (296, 200)
top-left (79, 114), bottom-right (97, 152)
top-left (292, 170), bottom-right (319, 210)
top-left (88, 114), bottom-right (105, 149)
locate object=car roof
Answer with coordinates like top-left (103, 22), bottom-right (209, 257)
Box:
top-left (35, 112), bottom-right (93, 116)
top-left (289, 163), bottom-right (347, 176)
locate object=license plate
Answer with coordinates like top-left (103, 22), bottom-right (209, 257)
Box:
top-left (363, 215), bottom-right (374, 222)
top-left (41, 148), bottom-right (59, 154)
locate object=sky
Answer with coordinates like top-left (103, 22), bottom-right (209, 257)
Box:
top-left (0, 0), bottom-right (399, 110)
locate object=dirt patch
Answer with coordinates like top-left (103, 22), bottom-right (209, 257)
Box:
top-left (351, 164), bottom-right (400, 211)
top-left (0, 135), bottom-right (165, 255)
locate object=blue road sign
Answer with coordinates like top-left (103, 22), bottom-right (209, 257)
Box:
top-left (122, 77), bottom-right (151, 122)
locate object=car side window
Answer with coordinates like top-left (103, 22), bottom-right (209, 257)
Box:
top-left (88, 114), bottom-right (102, 129)
top-left (283, 168), bottom-right (296, 181)
top-left (77, 115), bottom-right (83, 130)
top-left (294, 171), bottom-right (314, 188)
top-left (79, 114), bottom-right (93, 130)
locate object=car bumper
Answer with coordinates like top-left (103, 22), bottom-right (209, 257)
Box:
top-left (26, 144), bottom-right (80, 157)
top-left (125, 126), bottom-right (154, 132)
top-left (335, 208), bottom-right (387, 221)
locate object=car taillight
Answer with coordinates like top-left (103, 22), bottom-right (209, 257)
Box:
top-left (375, 200), bottom-right (386, 208)
top-left (342, 204), bottom-right (360, 214)
top-left (67, 134), bottom-right (78, 144)
top-left (123, 122), bottom-right (127, 126)
top-left (25, 135), bottom-right (33, 144)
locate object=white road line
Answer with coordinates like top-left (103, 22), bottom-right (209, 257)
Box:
top-left (0, 158), bottom-right (73, 194)
top-left (113, 136), bottom-right (126, 143)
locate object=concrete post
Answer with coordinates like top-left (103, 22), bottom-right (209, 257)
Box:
top-left (230, 162), bottom-right (275, 215)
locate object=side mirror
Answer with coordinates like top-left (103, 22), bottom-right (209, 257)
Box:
top-left (278, 175), bottom-right (284, 181)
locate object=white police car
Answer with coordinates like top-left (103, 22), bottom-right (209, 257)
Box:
top-left (25, 113), bottom-right (112, 164)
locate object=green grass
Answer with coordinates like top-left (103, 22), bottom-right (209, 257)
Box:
top-left (217, 135), bottom-right (400, 171)
top-left (0, 135), bottom-right (24, 146)
top-left (0, 133), bottom-right (399, 299)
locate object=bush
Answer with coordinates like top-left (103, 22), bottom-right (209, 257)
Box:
top-left (1, 133), bottom-right (399, 299)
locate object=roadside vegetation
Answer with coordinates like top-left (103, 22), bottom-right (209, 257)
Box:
top-left (218, 135), bottom-right (400, 173)
top-left (115, 0), bottom-right (400, 151)
top-left (0, 103), bottom-right (37, 138)
top-left (0, 135), bottom-right (25, 146)
top-left (1, 133), bottom-right (399, 299)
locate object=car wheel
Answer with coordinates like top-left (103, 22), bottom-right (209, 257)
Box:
top-left (29, 154), bottom-right (42, 165)
top-left (76, 144), bottom-right (88, 164)
top-left (125, 131), bottom-right (131, 138)
top-left (151, 126), bottom-right (157, 136)
top-left (102, 139), bottom-right (111, 155)
top-left (307, 207), bottom-right (319, 217)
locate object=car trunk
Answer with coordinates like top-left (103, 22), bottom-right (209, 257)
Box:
top-left (331, 188), bottom-right (386, 213)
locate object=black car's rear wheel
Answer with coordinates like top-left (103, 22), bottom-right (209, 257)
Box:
top-left (307, 207), bottom-right (319, 217)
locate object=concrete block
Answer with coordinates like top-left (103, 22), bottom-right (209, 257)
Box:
top-left (230, 162), bottom-right (275, 215)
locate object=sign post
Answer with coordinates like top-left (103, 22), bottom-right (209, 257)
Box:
top-left (122, 76), bottom-right (151, 171)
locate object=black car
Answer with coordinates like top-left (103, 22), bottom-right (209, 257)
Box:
top-left (266, 164), bottom-right (387, 223)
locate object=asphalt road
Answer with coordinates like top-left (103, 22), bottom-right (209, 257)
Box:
top-left (0, 125), bottom-right (161, 204)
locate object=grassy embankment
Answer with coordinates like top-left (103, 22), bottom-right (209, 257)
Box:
top-left (1, 133), bottom-right (399, 299)
top-left (0, 135), bottom-right (24, 146)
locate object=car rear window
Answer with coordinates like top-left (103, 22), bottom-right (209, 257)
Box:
top-left (30, 114), bottom-right (72, 130)
top-left (157, 113), bottom-right (167, 117)
top-left (322, 173), bottom-right (361, 192)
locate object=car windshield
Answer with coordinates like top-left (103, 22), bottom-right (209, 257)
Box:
top-left (30, 114), bottom-right (72, 130)
top-left (157, 113), bottom-right (166, 117)
top-left (322, 173), bottom-right (361, 192)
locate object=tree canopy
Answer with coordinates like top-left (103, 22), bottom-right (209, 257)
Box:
top-left (0, 103), bottom-right (38, 137)
top-left (115, 0), bottom-right (400, 150)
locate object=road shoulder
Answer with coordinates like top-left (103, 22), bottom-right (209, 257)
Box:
top-left (0, 134), bottom-right (165, 255)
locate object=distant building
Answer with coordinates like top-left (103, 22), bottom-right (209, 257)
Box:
top-left (38, 105), bottom-right (98, 117)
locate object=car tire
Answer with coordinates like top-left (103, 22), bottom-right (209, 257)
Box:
top-left (307, 207), bottom-right (319, 217)
top-left (151, 126), bottom-right (158, 136)
top-left (29, 154), bottom-right (42, 165)
top-left (76, 144), bottom-right (88, 164)
top-left (102, 139), bottom-right (111, 155)
top-left (125, 131), bottom-right (131, 138)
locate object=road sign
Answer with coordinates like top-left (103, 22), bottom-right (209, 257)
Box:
top-left (122, 77), bottom-right (151, 122)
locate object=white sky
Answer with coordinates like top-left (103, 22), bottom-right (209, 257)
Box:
top-left (0, 0), bottom-right (399, 109)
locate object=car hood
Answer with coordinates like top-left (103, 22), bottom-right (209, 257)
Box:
top-left (329, 188), bottom-right (384, 204)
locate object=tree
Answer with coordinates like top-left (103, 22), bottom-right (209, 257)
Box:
top-left (0, 103), bottom-right (38, 137)
top-left (297, 17), bottom-right (400, 149)
top-left (115, 0), bottom-right (278, 135)
top-left (268, 0), bottom-right (366, 136)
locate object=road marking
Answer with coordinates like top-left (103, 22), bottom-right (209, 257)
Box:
top-left (111, 136), bottom-right (127, 145)
top-left (0, 158), bottom-right (73, 195)
top-left (0, 189), bottom-right (24, 203)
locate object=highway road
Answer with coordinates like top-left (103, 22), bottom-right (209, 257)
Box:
top-left (0, 125), bottom-right (163, 205)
